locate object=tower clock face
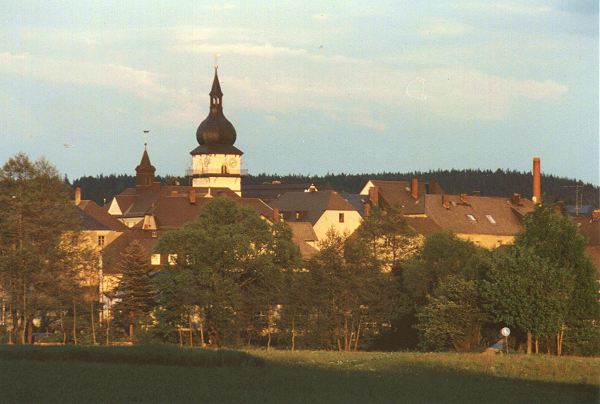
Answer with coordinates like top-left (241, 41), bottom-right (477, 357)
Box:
top-left (227, 157), bottom-right (238, 168)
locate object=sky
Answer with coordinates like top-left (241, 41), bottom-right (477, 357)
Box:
top-left (1, 1), bottom-right (598, 184)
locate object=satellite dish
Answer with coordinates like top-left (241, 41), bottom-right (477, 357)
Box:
top-left (501, 327), bottom-right (511, 337)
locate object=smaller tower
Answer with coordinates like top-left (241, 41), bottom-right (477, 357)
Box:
top-left (136, 144), bottom-right (156, 187)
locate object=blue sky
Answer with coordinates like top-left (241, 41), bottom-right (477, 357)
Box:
top-left (1, 1), bottom-right (598, 184)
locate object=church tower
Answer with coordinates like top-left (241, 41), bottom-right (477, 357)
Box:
top-left (190, 67), bottom-right (243, 195)
top-left (136, 145), bottom-right (156, 187)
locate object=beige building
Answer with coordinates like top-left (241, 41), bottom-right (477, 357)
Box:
top-left (360, 177), bottom-right (535, 249)
top-left (271, 188), bottom-right (363, 242)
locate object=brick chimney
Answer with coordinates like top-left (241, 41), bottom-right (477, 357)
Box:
top-left (369, 186), bottom-right (379, 206)
top-left (460, 193), bottom-right (469, 205)
top-left (532, 157), bottom-right (541, 204)
top-left (411, 178), bottom-right (419, 200)
top-left (363, 201), bottom-right (371, 217)
top-left (511, 193), bottom-right (522, 206)
top-left (273, 207), bottom-right (280, 222)
top-left (188, 189), bottom-right (196, 204)
top-left (75, 187), bottom-right (81, 205)
top-left (442, 194), bottom-right (450, 209)
top-left (592, 209), bottom-right (600, 222)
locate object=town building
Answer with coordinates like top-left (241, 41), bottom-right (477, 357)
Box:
top-left (271, 187), bottom-right (363, 241)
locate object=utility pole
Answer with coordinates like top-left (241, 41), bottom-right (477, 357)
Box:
top-left (562, 185), bottom-right (583, 215)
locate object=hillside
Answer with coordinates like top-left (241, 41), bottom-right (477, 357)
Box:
top-left (72, 169), bottom-right (599, 209)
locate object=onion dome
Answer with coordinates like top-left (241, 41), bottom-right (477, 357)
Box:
top-left (196, 67), bottom-right (237, 146)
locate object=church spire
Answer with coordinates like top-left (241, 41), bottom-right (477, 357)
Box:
top-left (136, 144), bottom-right (156, 187)
top-left (210, 66), bottom-right (223, 111)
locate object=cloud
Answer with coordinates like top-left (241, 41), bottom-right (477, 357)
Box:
top-left (210, 3), bottom-right (236, 13)
top-left (312, 13), bottom-right (330, 21)
top-left (0, 52), bottom-right (183, 103)
top-left (418, 20), bottom-right (471, 38)
top-left (458, 2), bottom-right (552, 14)
top-left (172, 42), bottom-right (309, 58)
top-left (0, 45), bottom-right (569, 132)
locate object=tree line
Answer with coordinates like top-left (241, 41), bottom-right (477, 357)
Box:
top-left (2, 154), bottom-right (599, 355)
top-left (73, 169), bottom-right (599, 208)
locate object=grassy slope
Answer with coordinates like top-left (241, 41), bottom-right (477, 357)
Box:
top-left (0, 348), bottom-right (598, 403)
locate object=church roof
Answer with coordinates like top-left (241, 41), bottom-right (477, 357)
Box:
top-left (190, 144), bottom-right (243, 156)
top-left (210, 68), bottom-right (223, 97)
top-left (194, 67), bottom-right (237, 149)
top-left (136, 147), bottom-right (155, 173)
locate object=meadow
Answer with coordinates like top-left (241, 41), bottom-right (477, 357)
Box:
top-left (0, 345), bottom-right (598, 403)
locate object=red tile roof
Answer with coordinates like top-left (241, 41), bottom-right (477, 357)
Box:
top-left (423, 194), bottom-right (534, 236)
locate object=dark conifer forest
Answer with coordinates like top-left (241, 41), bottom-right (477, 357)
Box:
top-left (72, 169), bottom-right (599, 209)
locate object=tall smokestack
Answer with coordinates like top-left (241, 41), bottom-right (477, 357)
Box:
top-left (532, 157), bottom-right (541, 204)
top-left (75, 187), bottom-right (81, 205)
top-left (411, 178), bottom-right (419, 200)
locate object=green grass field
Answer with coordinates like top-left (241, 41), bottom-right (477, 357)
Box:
top-left (0, 346), bottom-right (598, 403)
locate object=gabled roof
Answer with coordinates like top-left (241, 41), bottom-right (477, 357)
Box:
top-left (361, 179), bottom-right (435, 215)
top-left (77, 200), bottom-right (128, 231)
top-left (287, 222), bottom-right (319, 259)
top-left (341, 193), bottom-right (368, 216)
top-left (404, 216), bottom-right (443, 236)
top-left (271, 190), bottom-right (357, 224)
top-left (101, 230), bottom-right (158, 275)
top-left (242, 182), bottom-right (313, 202)
top-left (571, 216), bottom-right (600, 246)
top-left (110, 184), bottom-right (273, 228)
top-left (424, 194), bottom-right (534, 236)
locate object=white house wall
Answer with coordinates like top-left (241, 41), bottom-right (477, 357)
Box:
top-left (313, 210), bottom-right (362, 240)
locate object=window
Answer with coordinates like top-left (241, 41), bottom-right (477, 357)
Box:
top-left (295, 212), bottom-right (300, 220)
top-left (466, 214), bottom-right (477, 222)
top-left (485, 215), bottom-right (497, 224)
top-left (339, 213), bottom-right (345, 223)
top-left (221, 164), bottom-right (228, 174)
top-left (97, 235), bottom-right (105, 247)
top-left (167, 254), bottom-right (177, 266)
top-left (151, 254), bottom-right (161, 266)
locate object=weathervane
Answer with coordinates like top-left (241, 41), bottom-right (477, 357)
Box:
top-left (143, 130), bottom-right (150, 147)
top-left (214, 53), bottom-right (220, 70)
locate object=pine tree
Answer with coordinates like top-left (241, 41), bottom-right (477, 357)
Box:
top-left (114, 241), bottom-right (155, 341)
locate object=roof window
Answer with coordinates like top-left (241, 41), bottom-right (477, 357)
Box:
top-left (466, 214), bottom-right (477, 222)
top-left (485, 215), bottom-right (496, 224)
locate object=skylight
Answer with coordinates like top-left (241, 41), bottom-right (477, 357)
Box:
top-left (466, 214), bottom-right (476, 222)
top-left (485, 215), bottom-right (497, 224)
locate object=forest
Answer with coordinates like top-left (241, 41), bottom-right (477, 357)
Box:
top-left (72, 169), bottom-right (599, 208)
